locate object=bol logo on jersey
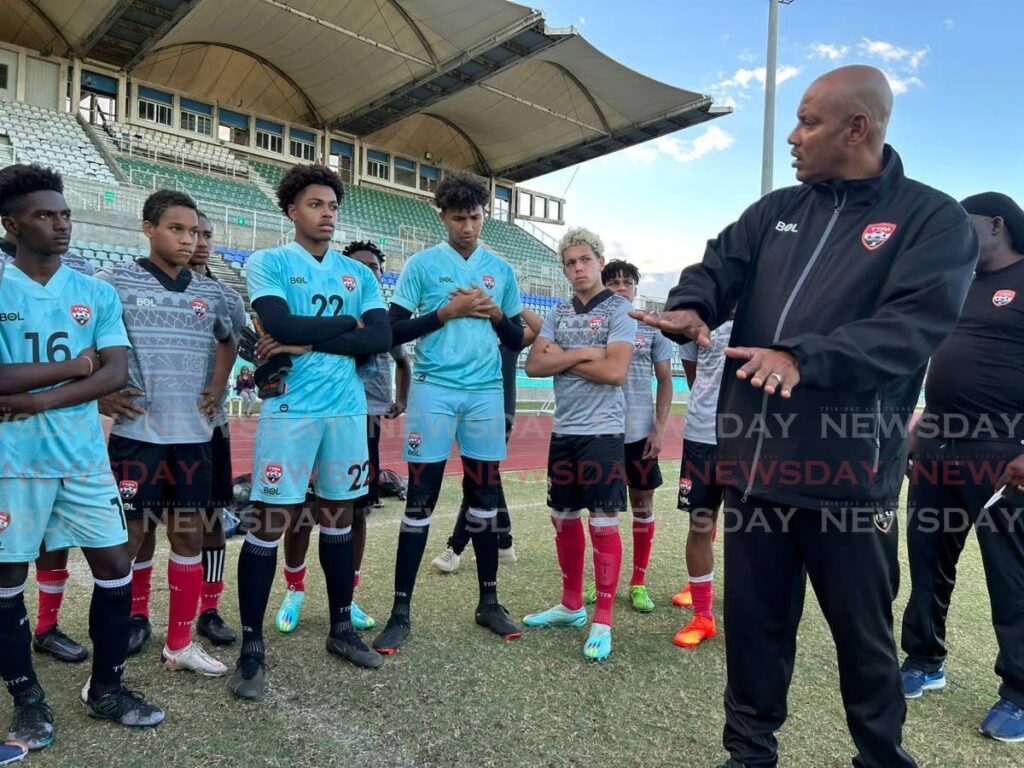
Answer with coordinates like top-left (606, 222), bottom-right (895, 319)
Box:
top-left (342, 275), bottom-right (357, 292)
top-left (861, 222), bottom-right (897, 251)
top-left (118, 480), bottom-right (138, 500)
top-left (407, 432), bottom-right (422, 456)
top-left (589, 316), bottom-right (604, 332)
top-left (70, 304), bottom-right (92, 326)
top-left (482, 275), bottom-right (495, 290)
top-left (0, 511), bottom-right (10, 534)
top-left (191, 299), bottom-right (208, 318)
top-left (993, 289), bottom-right (1016, 307)
top-left (264, 464), bottom-right (283, 485)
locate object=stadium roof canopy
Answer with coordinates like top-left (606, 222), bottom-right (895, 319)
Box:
top-left (1, 0), bottom-right (730, 181)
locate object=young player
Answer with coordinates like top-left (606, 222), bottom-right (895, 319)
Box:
top-left (671, 313), bottom-right (733, 648)
top-left (0, 165), bottom-right (163, 751)
top-left (230, 165), bottom-right (391, 700)
top-left (522, 228), bottom-right (636, 660)
top-left (581, 260), bottom-right (672, 613)
top-left (429, 308), bottom-right (544, 573)
top-left (273, 239), bottom-right (410, 635)
top-left (372, 171), bottom-right (525, 653)
top-left (98, 190), bottom-right (235, 676)
top-left (188, 212), bottom-right (245, 646)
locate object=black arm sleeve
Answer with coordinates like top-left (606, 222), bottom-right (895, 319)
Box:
top-left (252, 296), bottom-right (358, 345)
top-left (389, 303), bottom-right (443, 346)
top-left (493, 313), bottom-right (525, 352)
top-left (311, 309), bottom-right (392, 356)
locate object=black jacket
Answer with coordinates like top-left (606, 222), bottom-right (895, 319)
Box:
top-left (665, 146), bottom-right (978, 511)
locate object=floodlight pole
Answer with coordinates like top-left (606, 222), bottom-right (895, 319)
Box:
top-left (761, 0), bottom-right (793, 197)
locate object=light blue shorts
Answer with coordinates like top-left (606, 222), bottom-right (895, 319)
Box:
top-left (403, 382), bottom-right (506, 463)
top-left (0, 473), bottom-right (128, 562)
top-left (250, 415), bottom-right (369, 504)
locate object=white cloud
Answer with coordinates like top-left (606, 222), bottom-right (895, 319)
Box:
top-left (622, 126), bottom-right (735, 166)
top-left (883, 71), bottom-right (924, 95)
top-left (578, 16), bottom-right (585, 25)
top-left (808, 43), bottom-right (849, 61)
top-left (858, 38), bottom-right (929, 70)
top-left (943, 19), bottom-right (954, 30)
top-left (715, 65), bottom-right (800, 91)
top-left (738, 48), bottom-right (757, 63)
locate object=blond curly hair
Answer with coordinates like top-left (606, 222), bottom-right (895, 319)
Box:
top-left (557, 226), bottom-right (605, 260)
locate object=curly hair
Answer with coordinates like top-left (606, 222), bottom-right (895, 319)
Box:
top-left (601, 259), bottom-right (640, 286)
top-left (557, 226), bottom-right (605, 261)
top-left (277, 164), bottom-right (344, 215)
top-left (434, 171), bottom-right (489, 213)
top-left (0, 164), bottom-right (64, 216)
top-left (342, 240), bottom-right (385, 266)
top-left (142, 189), bottom-right (197, 226)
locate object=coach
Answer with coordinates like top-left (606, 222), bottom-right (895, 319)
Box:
top-left (634, 65), bottom-right (978, 768)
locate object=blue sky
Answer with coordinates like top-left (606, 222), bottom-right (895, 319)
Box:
top-left (526, 0), bottom-right (1023, 300)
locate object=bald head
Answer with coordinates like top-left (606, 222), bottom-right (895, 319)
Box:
top-left (787, 65), bottom-right (893, 183)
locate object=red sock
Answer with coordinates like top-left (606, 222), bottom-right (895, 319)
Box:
top-left (199, 580), bottom-right (224, 615)
top-left (552, 516), bottom-right (585, 611)
top-left (284, 562), bottom-right (306, 592)
top-left (131, 560), bottom-right (153, 618)
top-left (166, 553), bottom-right (203, 652)
top-left (630, 516), bottom-right (656, 587)
top-left (589, 519), bottom-right (623, 626)
top-left (35, 569), bottom-right (68, 636)
top-left (690, 574), bottom-right (714, 619)
top-left (353, 571), bottom-right (361, 590)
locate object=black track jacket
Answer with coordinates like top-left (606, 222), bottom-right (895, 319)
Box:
top-left (665, 146), bottom-right (978, 511)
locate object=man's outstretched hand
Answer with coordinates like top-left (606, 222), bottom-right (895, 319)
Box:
top-left (628, 309), bottom-right (711, 348)
top-left (724, 347), bottom-right (800, 398)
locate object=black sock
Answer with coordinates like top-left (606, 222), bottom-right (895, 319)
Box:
top-left (496, 486), bottom-right (513, 550)
top-left (392, 517), bottom-right (431, 619)
top-left (446, 501), bottom-right (470, 556)
top-left (89, 574), bottom-right (132, 698)
top-left (468, 509), bottom-right (499, 608)
top-left (319, 525), bottom-right (354, 637)
top-left (0, 583), bottom-right (38, 700)
top-left (237, 533), bottom-right (278, 659)
top-left (202, 544), bottom-right (226, 585)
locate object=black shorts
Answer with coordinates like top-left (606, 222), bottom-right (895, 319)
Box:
top-left (209, 423), bottom-right (233, 509)
top-left (108, 434), bottom-right (213, 519)
top-left (547, 433), bottom-right (627, 514)
top-left (677, 439), bottom-right (724, 515)
top-left (355, 415), bottom-right (382, 511)
top-left (624, 438), bottom-right (663, 491)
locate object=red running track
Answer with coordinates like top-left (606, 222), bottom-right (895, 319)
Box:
top-left (227, 413), bottom-right (687, 478)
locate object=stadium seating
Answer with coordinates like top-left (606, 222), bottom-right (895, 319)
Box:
top-left (103, 122), bottom-right (248, 176)
top-left (0, 100), bottom-right (117, 183)
top-left (116, 157), bottom-right (274, 211)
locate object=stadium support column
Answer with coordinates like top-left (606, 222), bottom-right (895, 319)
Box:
top-left (760, 0), bottom-right (794, 198)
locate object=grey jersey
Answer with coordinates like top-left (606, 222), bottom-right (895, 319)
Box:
top-left (2, 247), bottom-right (95, 276)
top-left (679, 319), bottom-right (732, 445)
top-left (206, 280), bottom-right (246, 428)
top-left (358, 345), bottom-right (406, 416)
top-left (540, 290), bottom-right (636, 435)
top-left (96, 259), bottom-right (232, 444)
top-left (624, 322), bottom-right (673, 443)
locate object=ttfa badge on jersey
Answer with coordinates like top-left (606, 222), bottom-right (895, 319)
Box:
top-left (873, 507), bottom-right (895, 534)
top-left (993, 289), bottom-right (1016, 307)
top-left (678, 477), bottom-right (693, 498)
top-left (70, 304), bottom-right (92, 326)
top-left (482, 275), bottom-right (495, 290)
top-left (634, 336), bottom-right (647, 349)
top-left (407, 432), bottom-right (422, 456)
top-left (264, 464), bottom-right (283, 485)
top-left (342, 275), bottom-right (357, 292)
top-left (191, 299), bottom-right (208, 318)
top-left (118, 480), bottom-right (138, 499)
top-left (589, 316), bottom-right (604, 331)
top-left (0, 511), bottom-right (9, 533)
top-left (861, 222), bottom-right (897, 251)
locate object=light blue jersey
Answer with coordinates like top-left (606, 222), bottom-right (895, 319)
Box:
top-left (0, 264), bottom-right (130, 478)
top-left (246, 241), bottom-right (385, 418)
top-left (392, 242), bottom-right (522, 392)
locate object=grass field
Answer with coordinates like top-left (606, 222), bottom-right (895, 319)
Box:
top-left (14, 462), bottom-right (1019, 768)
